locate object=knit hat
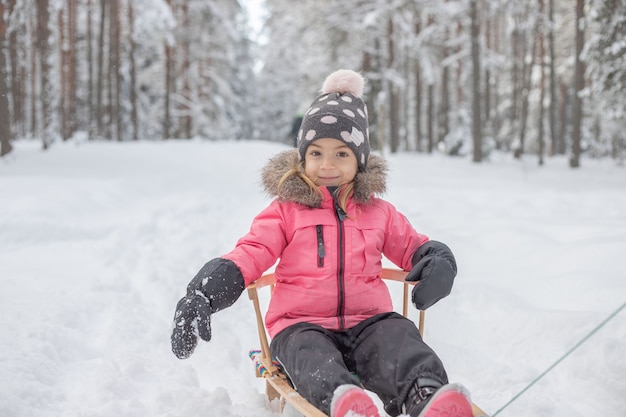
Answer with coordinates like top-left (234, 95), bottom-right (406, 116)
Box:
top-left (297, 69), bottom-right (370, 171)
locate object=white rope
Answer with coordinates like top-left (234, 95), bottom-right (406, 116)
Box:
top-left (492, 300), bottom-right (626, 416)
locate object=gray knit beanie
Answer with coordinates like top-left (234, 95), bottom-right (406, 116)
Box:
top-left (297, 69), bottom-right (370, 171)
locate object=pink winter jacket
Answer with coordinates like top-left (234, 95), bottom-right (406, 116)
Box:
top-left (222, 150), bottom-right (429, 338)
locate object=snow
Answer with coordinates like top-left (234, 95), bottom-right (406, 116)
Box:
top-left (1, 139), bottom-right (625, 417)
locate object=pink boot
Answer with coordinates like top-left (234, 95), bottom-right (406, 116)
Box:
top-left (404, 383), bottom-right (473, 417)
top-left (330, 385), bottom-right (380, 417)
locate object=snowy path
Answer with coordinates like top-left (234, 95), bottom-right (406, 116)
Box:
top-left (1, 140), bottom-right (625, 417)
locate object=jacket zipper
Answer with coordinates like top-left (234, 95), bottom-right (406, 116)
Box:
top-left (334, 199), bottom-right (347, 330)
top-left (316, 225), bottom-right (325, 267)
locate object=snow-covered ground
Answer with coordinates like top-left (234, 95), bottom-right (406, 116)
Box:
top-left (1, 139), bottom-right (625, 417)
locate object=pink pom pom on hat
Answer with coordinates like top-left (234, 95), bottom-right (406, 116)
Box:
top-left (321, 69), bottom-right (365, 97)
top-left (298, 69), bottom-right (370, 171)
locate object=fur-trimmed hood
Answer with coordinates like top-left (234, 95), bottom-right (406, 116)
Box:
top-left (261, 149), bottom-right (387, 208)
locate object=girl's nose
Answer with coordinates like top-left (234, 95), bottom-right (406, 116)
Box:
top-left (320, 155), bottom-right (334, 169)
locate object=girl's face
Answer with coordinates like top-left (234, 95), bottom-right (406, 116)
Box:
top-left (304, 138), bottom-right (358, 187)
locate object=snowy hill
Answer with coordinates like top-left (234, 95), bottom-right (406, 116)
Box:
top-left (1, 140), bottom-right (625, 417)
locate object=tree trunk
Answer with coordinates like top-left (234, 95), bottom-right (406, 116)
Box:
top-left (511, 30), bottom-right (518, 123)
top-left (484, 16), bottom-right (491, 138)
top-left (412, 18), bottom-right (422, 152)
top-left (128, 2), bottom-right (139, 140)
top-left (68, 0), bottom-right (77, 141)
top-left (87, 0), bottom-right (95, 139)
top-left (109, 0), bottom-right (121, 141)
top-left (414, 60), bottom-right (422, 152)
top-left (59, 8), bottom-right (67, 139)
top-left (440, 62), bottom-right (449, 145)
top-left (180, 0), bottom-right (192, 139)
top-left (163, 0), bottom-right (174, 139)
top-left (491, 12), bottom-right (503, 149)
top-left (164, 41), bottom-right (173, 139)
top-left (389, 87), bottom-right (401, 152)
top-left (570, 0), bottom-right (585, 168)
top-left (0, 0), bottom-right (13, 156)
top-left (361, 49), bottom-right (381, 150)
top-left (59, 0), bottom-right (77, 141)
top-left (439, 23), bottom-right (450, 145)
top-left (470, 0), bottom-right (482, 162)
top-left (548, 0), bottom-right (560, 155)
top-left (387, 17), bottom-right (400, 153)
top-left (455, 21), bottom-right (464, 104)
top-left (96, 0), bottom-right (107, 138)
top-left (427, 84), bottom-right (434, 153)
top-left (514, 21), bottom-right (537, 159)
top-left (537, 0), bottom-right (546, 166)
top-left (7, 0), bottom-right (24, 138)
top-left (558, 82), bottom-right (568, 155)
top-left (30, 16), bottom-right (37, 135)
top-left (36, 0), bottom-right (52, 150)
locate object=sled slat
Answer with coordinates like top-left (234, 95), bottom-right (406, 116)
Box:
top-left (472, 402), bottom-right (489, 416)
top-left (266, 375), bottom-right (328, 417)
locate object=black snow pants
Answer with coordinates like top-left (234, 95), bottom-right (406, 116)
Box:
top-left (269, 312), bottom-right (448, 416)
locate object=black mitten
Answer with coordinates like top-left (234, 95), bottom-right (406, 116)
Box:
top-left (170, 258), bottom-right (245, 359)
top-left (171, 294), bottom-right (212, 359)
top-left (405, 241), bottom-right (457, 310)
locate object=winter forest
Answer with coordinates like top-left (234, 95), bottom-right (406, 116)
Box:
top-left (2, 2), bottom-right (626, 417)
top-left (0, 0), bottom-right (625, 165)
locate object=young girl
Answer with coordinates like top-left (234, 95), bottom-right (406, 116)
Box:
top-left (171, 70), bottom-right (473, 417)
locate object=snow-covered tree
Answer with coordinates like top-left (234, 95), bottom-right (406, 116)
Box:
top-left (584, 0), bottom-right (626, 161)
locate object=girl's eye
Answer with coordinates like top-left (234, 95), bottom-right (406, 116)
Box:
top-left (337, 152), bottom-right (349, 158)
top-left (309, 150), bottom-right (321, 157)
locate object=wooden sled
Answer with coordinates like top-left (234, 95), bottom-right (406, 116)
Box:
top-left (247, 268), bottom-right (488, 417)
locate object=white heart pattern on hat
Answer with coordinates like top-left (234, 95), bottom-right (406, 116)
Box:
top-left (341, 127), bottom-right (365, 147)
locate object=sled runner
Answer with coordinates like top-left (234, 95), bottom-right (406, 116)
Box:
top-left (247, 268), bottom-right (488, 417)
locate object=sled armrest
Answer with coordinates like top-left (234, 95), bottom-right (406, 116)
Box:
top-left (247, 284), bottom-right (278, 376)
top-left (377, 268), bottom-right (425, 337)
